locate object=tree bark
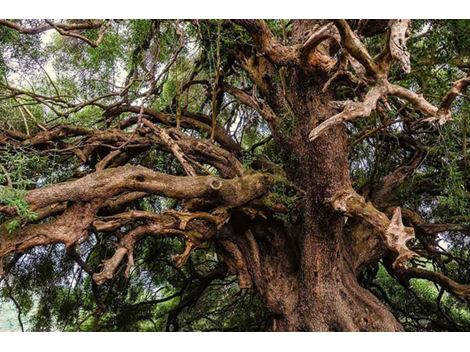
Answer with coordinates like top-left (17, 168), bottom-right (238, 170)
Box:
top-left (270, 88), bottom-right (401, 331)
top-left (223, 20), bottom-right (404, 330)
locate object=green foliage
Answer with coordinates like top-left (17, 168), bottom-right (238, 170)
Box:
top-left (5, 219), bottom-right (21, 232)
top-left (263, 176), bottom-right (298, 223)
top-left (0, 186), bottom-right (37, 225)
top-left (68, 105), bottom-right (103, 127)
top-left (0, 151), bottom-right (48, 189)
top-left (371, 265), bottom-right (470, 331)
top-left (437, 160), bottom-right (467, 214)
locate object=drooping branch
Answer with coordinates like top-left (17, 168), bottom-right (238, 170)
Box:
top-left (1, 114), bottom-right (244, 178)
top-left (93, 222), bottom-right (176, 285)
top-left (26, 125), bottom-right (92, 146)
top-left (0, 82), bottom-right (121, 118)
top-left (92, 207), bottom-right (229, 284)
top-left (387, 83), bottom-right (439, 116)
top-left (0, 163), bottom-right (274, 281)
top-left (44, 20), bottom-right (109, 48)
top-left (0, 199), bottom-right (102, 259)
top-left (400, 267), bottom-right (470, 301)
top-left (109, 105), bottom-right (241, 155)
top-left (0, 19), bottom-right (109, 48)
top-left (388, 76), bottom-right (470, 125)
top-left (310, 75), bottom-right (470, 141)
top-left (0, 165), bottom-right (273, 257)
top-left (141, 118), bottom-right (197, 176)
top-left (331, 187), bottom-right (470, 301)
top-left (0, 19), bottom-right (103, 34)
top-left (222, 84), bottom-right (279, 132)
top-left (434, 74), bottom-right (470, 124)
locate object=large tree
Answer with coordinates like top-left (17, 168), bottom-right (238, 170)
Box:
top-left (1, 19), bottom-right (470, 332)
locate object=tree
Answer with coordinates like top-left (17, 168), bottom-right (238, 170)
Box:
top-left (0, 19), bottom-right (470, 331)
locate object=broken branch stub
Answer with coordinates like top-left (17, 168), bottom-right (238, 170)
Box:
top-left (385, 207), bottom-right (417, 269)
top-left (328, 187), bottom-right (417, 268)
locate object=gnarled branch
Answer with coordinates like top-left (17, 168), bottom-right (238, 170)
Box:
top-left (328, 186), bottom-right (417, 268)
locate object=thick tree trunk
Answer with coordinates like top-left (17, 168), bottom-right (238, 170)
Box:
top-left (221, 86), bottom-right (403, 330)
top-left (222, 26), bottom-right (404, 328)
top-left (265, 21), bottom-right (402, 331)
top-left (271, 87), bottom-right (402, 331)
top-left (281, 94), bottom-right (401, 330)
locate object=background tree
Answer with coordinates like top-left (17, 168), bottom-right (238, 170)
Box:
top-left (0, 19), bottom-right (469, 331)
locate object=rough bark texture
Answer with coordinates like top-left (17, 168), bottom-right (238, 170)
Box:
top-left (217, 20), bottom-right (404, 331)
top-left (263, 85), bottom-right (400, 331)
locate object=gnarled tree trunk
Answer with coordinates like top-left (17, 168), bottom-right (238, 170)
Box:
top-left (221, 20), bottom-right (403, 330)
top-left (222, 85), bottom-right (402, 331)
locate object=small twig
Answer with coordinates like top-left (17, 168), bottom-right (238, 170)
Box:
top-left (0, 163), bottom-right (13, 187)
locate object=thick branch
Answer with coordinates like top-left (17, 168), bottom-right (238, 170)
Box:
top-left (387, 83), bottom-right (439, 116)
top-left (223, 84), bottom-right (279, 131)
top-left (231, 20), bottom-right (300, 67)
top-left (232, 20), bottom-right (335, 71)
top-left (309, 81), bottom-right (388, 141)
top-left (22, 165), bottom-right (272, 211)
top-left (0, 200), bottom-right (102, 259)
top-left (435, 75), bottom-right (470, 124)
top-left (333, 19), bottom-right (380, 77)
top-left (401, 267), bottom-right (470, 301)
top-left (388, 76), bottom-right (470, 124)
top-left (0, 19), bottom-right (108, 47)
top-left (141, 119), bottom-right (197, 176)
top-left (93, 208), bottom-right (229, 284)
